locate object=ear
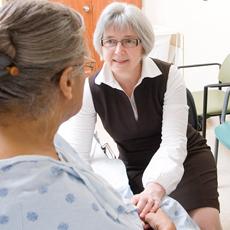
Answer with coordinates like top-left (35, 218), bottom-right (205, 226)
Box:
top-left (59, 66), bottom-right (74, 100)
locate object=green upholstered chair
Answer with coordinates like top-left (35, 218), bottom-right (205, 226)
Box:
top-left (178, 54), bottom-right (230, 138)
top-left (214, 87), bottom-right (230, 163)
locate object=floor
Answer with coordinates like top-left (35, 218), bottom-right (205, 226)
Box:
top-left (205, 117), bottom-right (230, 230)
top-left (95, 116), bottom-right (230, 229)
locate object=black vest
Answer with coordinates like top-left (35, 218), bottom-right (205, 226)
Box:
top-left (89, 59), bottom-right (208, 194)
top-left (89, 59), bottom-right (170, 187)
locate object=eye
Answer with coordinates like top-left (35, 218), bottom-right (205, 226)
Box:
top-left (122, 38), bottom-right (139, 48)
top-left (124, 39), bottom-right (136, 45)
top-left (103, 39), bottom-right (117, 46)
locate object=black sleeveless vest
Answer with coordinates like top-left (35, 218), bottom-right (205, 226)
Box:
top-left (89, 59), bottom-right (171, 192)
top-left (89, 58), bottom-right (209, 195)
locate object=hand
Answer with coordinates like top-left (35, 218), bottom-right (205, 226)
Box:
top-left (145, 208), bottom-right (176, 230)
top-left (131, 182), bottom-right (166, 219)
top-left (140, 218), bottom-right (151, 230)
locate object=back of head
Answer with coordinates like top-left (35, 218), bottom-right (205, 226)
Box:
top-left (93, 2), bottom-right (154, 58)
top-left (0, 0), bottom-right (86, 120)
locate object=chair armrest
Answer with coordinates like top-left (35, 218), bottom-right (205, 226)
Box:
top-left (204, 82), bottom-right (230, 88)
top-left (203, 83), bottom-right (230, 115)
top-left (178, 63), bottom-right (221, 69)
top-left (202, 83), bottom-right (230, 137)
top-left (93, 132), bottom-right (117, 159)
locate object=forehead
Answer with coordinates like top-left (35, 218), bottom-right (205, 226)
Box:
top-left (103, 25), bottom-right (137, 38)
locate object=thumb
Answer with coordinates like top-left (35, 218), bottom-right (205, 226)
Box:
top-left (145, 212), bottom-right (157, 228)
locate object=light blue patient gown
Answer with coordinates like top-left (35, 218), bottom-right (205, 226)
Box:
top-left (0, 135), bottom-right (199, 230)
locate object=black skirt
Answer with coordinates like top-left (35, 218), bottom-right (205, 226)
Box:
top-left (125, 125), bottom-right (219, 212)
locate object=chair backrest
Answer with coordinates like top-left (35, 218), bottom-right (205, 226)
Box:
top-left (186, 88), bottom-right (199, 130)
top-left (219, 54), bottom-right (230, 83)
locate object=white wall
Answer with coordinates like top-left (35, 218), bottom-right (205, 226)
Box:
top-left (1, 0), bottom-right (229, 90)
top-left (143, 0), bottom-right (230, 91)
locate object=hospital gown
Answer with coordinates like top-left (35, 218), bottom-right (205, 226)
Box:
top-left (0, 135), bottom-right (199, 229)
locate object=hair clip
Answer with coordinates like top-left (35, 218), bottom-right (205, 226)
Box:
top-left (6, 66), bottom-right (20, 77)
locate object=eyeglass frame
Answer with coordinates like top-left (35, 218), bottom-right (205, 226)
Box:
top-left (101, 38), bottom-right (141, 48)
top-left (50, 56), bottom-right (96, 83)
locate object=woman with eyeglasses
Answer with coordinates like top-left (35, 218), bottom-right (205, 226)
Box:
top-left (0, 0), bottom-right (156, 229)
top-left (59, 2), bottom-right (222, 230)
top-left (0, 0), bottom-right (199, 229)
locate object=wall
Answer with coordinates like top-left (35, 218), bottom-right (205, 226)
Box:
top-left (1, 0), bottom-right (229, 90)
top-left (143, 0), bottom-right (230, 91)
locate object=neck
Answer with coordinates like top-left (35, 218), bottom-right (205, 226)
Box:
top-left (113, 62), bottom-right (142, 97)
top-left (0, 119), bottom-right (59, 160)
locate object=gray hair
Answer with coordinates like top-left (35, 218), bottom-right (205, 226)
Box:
top-left (93, 2), bottom-right (154, 58)
top-left (0, 0), bottom-right (86, 119)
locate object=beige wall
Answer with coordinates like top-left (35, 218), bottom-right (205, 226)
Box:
top-left (143, 0), bottom-right (230, 91)
top-left (1, 0), bottom-right (229, 91)
top-left (0, 0), bottom-right (9, 5)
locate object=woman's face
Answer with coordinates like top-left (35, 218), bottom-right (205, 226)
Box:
top-left (101, 26), bottom-right (143, 77)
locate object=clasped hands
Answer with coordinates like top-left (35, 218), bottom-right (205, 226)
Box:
top-left (131, 182), bottom-right (175, 230)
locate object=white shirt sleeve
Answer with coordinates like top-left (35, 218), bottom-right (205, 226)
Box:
top-left (142, 65), bottom-right (189, 194)
top-left (58, 78), bottom-right (97, 163)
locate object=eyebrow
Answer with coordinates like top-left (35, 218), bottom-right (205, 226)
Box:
top-left (102, 35), bottom-right (138, 39)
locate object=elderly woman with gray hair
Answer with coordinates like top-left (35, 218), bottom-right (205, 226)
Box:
top-left (59, 2), bottom-right (222, 230)
top-left (0, 0), bottom-right (139, 229)
top-left (0, 0), bottom-right (200, 229)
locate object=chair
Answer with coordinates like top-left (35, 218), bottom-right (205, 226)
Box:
top-left (178, 54), bottom-right (230, 138)
top-left (214, 87), bottom-right (230, 163)
top-left (186, 88), bottom-right (199, 130)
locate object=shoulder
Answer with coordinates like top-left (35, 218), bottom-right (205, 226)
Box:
top-left (149, 58), bottom-right (172, 72)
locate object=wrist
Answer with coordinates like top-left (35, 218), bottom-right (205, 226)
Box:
top-left (146, 182), bottom-right (166, 194)
top-left (165, 221), bottom-right (176, 230)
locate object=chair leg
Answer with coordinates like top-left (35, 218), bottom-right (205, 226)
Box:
top-left (202, 87), bottom-right (208, 138)
top-left (202, 117), bottom-right (207, 138)
top-left (214, 138), bottom-right (219, 164)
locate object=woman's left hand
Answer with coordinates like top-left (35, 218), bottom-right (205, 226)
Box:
top-left (131, 182), bottom-right (166, 219)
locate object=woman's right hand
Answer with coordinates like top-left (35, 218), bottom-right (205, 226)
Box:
top-left (131, 182), bottom-right (166, 219)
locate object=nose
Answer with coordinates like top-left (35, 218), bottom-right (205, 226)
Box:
top-left (114, 41), bottom-right (125, 54)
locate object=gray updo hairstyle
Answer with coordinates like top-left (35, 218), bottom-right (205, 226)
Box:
top-left (0, 0), bottom-right (86, 118)
top-left (93, 2), bottom-right (154, 58)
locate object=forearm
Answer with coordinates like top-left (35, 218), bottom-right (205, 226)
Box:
top-left (143, 65), bottom-right (188, 194)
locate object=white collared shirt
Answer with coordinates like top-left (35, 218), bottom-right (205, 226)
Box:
top-left (58, 57), bottom-right (188, 195)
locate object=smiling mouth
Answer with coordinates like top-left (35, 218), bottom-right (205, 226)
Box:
top-left (113, 59), bottom-right (128, 63)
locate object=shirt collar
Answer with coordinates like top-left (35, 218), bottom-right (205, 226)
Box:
top-left (95, 57), bottom-right (162, 90)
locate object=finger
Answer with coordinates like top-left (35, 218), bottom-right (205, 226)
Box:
top-left (136, 198), bottom-right (148, 214)
top-left (139, 199), bottom-right (154, 218)
top-left (131, 194), bottom-right (140, 205)
top-left (145, 212), bottom-right (158, 228)
top-left (150, 199), bottom-right (161, 213)
top-left (143, 223), bottom-right (151, 229)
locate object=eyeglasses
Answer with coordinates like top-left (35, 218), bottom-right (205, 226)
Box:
top-left (83, 56), bottom-right (96, 76)
top-left (51, 56), bottom-right (96, 83)
top-left (101, 38), bottom-right (141, 48)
